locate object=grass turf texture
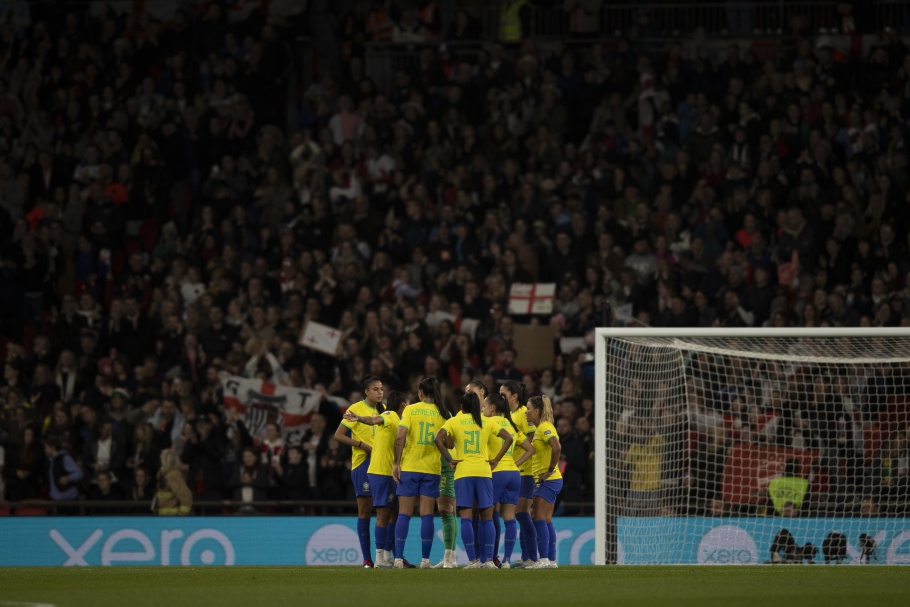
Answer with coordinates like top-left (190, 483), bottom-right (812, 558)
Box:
top-left (1, 566), bottom-right (908, 607)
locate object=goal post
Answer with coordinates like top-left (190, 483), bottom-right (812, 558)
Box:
top-left (594, 327), bottom-right (910, 565)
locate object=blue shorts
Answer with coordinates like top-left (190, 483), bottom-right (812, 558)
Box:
top-left (368, 473), bottom-right (396, 508)
top-left (351, 461), bottom-right (371, 498)
top-left (397, 471), bottom-right (441, 498)
top-left (520, 475), bottom-right (536, 500)
top-left (492, 470), bottom-right (521, 505)
top-left (455, 476), bottom-right (494, 510)
top-left (533, 478), bottom-right (564, 504)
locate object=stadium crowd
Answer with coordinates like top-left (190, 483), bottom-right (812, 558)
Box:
top-left (0, 0), bottom-right (908, 518)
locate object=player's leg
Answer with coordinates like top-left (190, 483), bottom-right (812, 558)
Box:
top-left (394, 473), bottom-right (418, 568)
top-left (531, 495), bottom-right (554, 568)
top-left (436, 464), bottom-right (458, 567)
top-left (500, 503), bottom-right (518, 566)
top-left (515, 477), bottom-right (537, 565)
top-left (374, 505), bottom-right (391, 566)
top-left (356, 495), bottom-right (373, 567)
top-left (477, 478), bottom-right (496, 567)
top-left (416, 475), bottom-right (440, 567)
top-left (455, 477), bottom-right (479, 566)
top-left (436, 495), bottom-right (457, 567)
top-left (369, 473), bottom-right (393, 566)
top-left (492, 505), bottom-right (502, 564)
top-left (472, 500), bottom-right (483, 563)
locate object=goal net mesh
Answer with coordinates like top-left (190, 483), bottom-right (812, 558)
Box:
top-left (600, 333), bottom-right (910, 565)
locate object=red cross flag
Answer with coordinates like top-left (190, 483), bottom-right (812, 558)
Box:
top-left (508, 283), bottom-right (556, 315)
top-left (299, 321), bottom-right (342, 356)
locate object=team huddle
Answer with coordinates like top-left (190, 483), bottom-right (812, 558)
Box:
top-left (335, 375), bottom-right (563, 569)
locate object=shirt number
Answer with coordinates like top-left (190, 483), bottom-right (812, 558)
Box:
top-left (417, 421), bottom-right (435, 445)
top-left (464, 430), bottom-right (481, 454)
top-left (500, 435), bottom-right (514, 457)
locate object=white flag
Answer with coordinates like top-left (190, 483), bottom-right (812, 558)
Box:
top-left (299, 321), bottom-right (342, 356)
top-left (508, 283), bottom-right (556, 315)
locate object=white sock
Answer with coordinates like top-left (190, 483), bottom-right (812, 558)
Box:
top-left (376, 549), bottom-right (384, 563)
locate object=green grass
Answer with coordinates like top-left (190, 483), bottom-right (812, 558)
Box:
top-left (1, 566), bottom-right (908, 607)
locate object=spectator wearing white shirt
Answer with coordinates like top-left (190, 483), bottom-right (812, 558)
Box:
top-left (180, 266), bottom-right (206, 306)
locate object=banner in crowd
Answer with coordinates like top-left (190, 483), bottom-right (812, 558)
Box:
top-left (617, 517), bottom-right (910, 565)
top-left (508, 283), bottom-right (555, 315)
top-left (0, 517), bottom-right (599, 566)
top-left (722, 444), bottom-right (819, 504)
top-left (220, 373), bottom-right (343, 442)
top-left (299, 321), bottom-right (342, 356)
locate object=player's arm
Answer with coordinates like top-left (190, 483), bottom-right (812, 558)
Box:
top-left (392, 425), bottom-right (408, 482)
top-left (538, 436), bottom-right (561, 482)
top-left (513, 436), bottom-right (535, 468)
top-left (488, 429), bottom-right (513, 468)
top-left (334, 421), bottom-right (371, 454)
top-left (434, 428), bottom-right (461, 469)
top-left (343, 410), bottom-right (384, 426)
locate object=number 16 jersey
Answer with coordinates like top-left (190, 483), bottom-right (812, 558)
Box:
top-left (399, 401), bottom-right (445, 475)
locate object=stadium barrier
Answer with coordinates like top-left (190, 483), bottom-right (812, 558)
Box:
top-left (0, 516), bottom-right (598, 566)
top-left (0, 499), bottom-right (596, 516)
top-left (2, 515), bottom-right (906, 566)
top-left (617, 517), bottom-right (910, 565)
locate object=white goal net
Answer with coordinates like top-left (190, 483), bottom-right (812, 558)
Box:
top-left (594, 328), bottom-right (910, 565)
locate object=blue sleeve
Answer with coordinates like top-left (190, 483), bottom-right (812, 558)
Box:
top-left (64, 454), bottom-right (84, 482)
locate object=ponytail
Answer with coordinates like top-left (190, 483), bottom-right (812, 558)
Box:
top-left (529, 395), bottom-right (554, 425)
top-left (420, 376), bottom-right (450, 419)
top-left (503, 379), bottom-right (527, 409)
top-left (462, 392), bottom-right (483, 428)
top-left (487, 392), bottom-right (518, 432)
top-left (387, 390), bottom-right (407, 413)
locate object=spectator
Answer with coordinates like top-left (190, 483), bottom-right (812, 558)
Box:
top-left (230, 446), bottom-right (270, 513)
top-left (155, 449), bottom-right (192, 516)
top-left (182, 415), bottom-right (226, 501)
top-left (4, 425), bottom-right (44, 501)
top-left (83, 418), bottom-right (127, 484)
top-left (0, 1), bottom-right (909, 524)
top-left (131, 467), bottom-right (153, 503)
top-left (87, 470), bottom-right (125, 514)
top-left (622, 417), bottom-right (665, 516)
top-left (768, 459), bottom-right (809, 516)
top-left (275, 444), bottom-right (312, 503)
top-left (44, 436), bottom-right (83, 502)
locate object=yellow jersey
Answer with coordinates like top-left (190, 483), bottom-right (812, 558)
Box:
top-left (485, 415), bottom-right (521, 473)
top-left (624, 434), bottom-right (665, 492)
top-left (399, 401), bottom-right (445, 475)
top-left (441, 412), bottom-right (496, 480)
top-left (531, 420), bottom-right (562, 481)
top-left (341, 400), bottom-right (379, 470)
top-left (367, 410), bottom-right (400, 477)
top-left (512, 406), bottom-right (536, 476)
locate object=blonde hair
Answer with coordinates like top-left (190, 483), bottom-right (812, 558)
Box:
top-left (529, 395), bottom-right (554, 425)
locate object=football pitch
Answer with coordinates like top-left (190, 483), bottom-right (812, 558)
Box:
top-left (1, 566), bottom-right (908, 607)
